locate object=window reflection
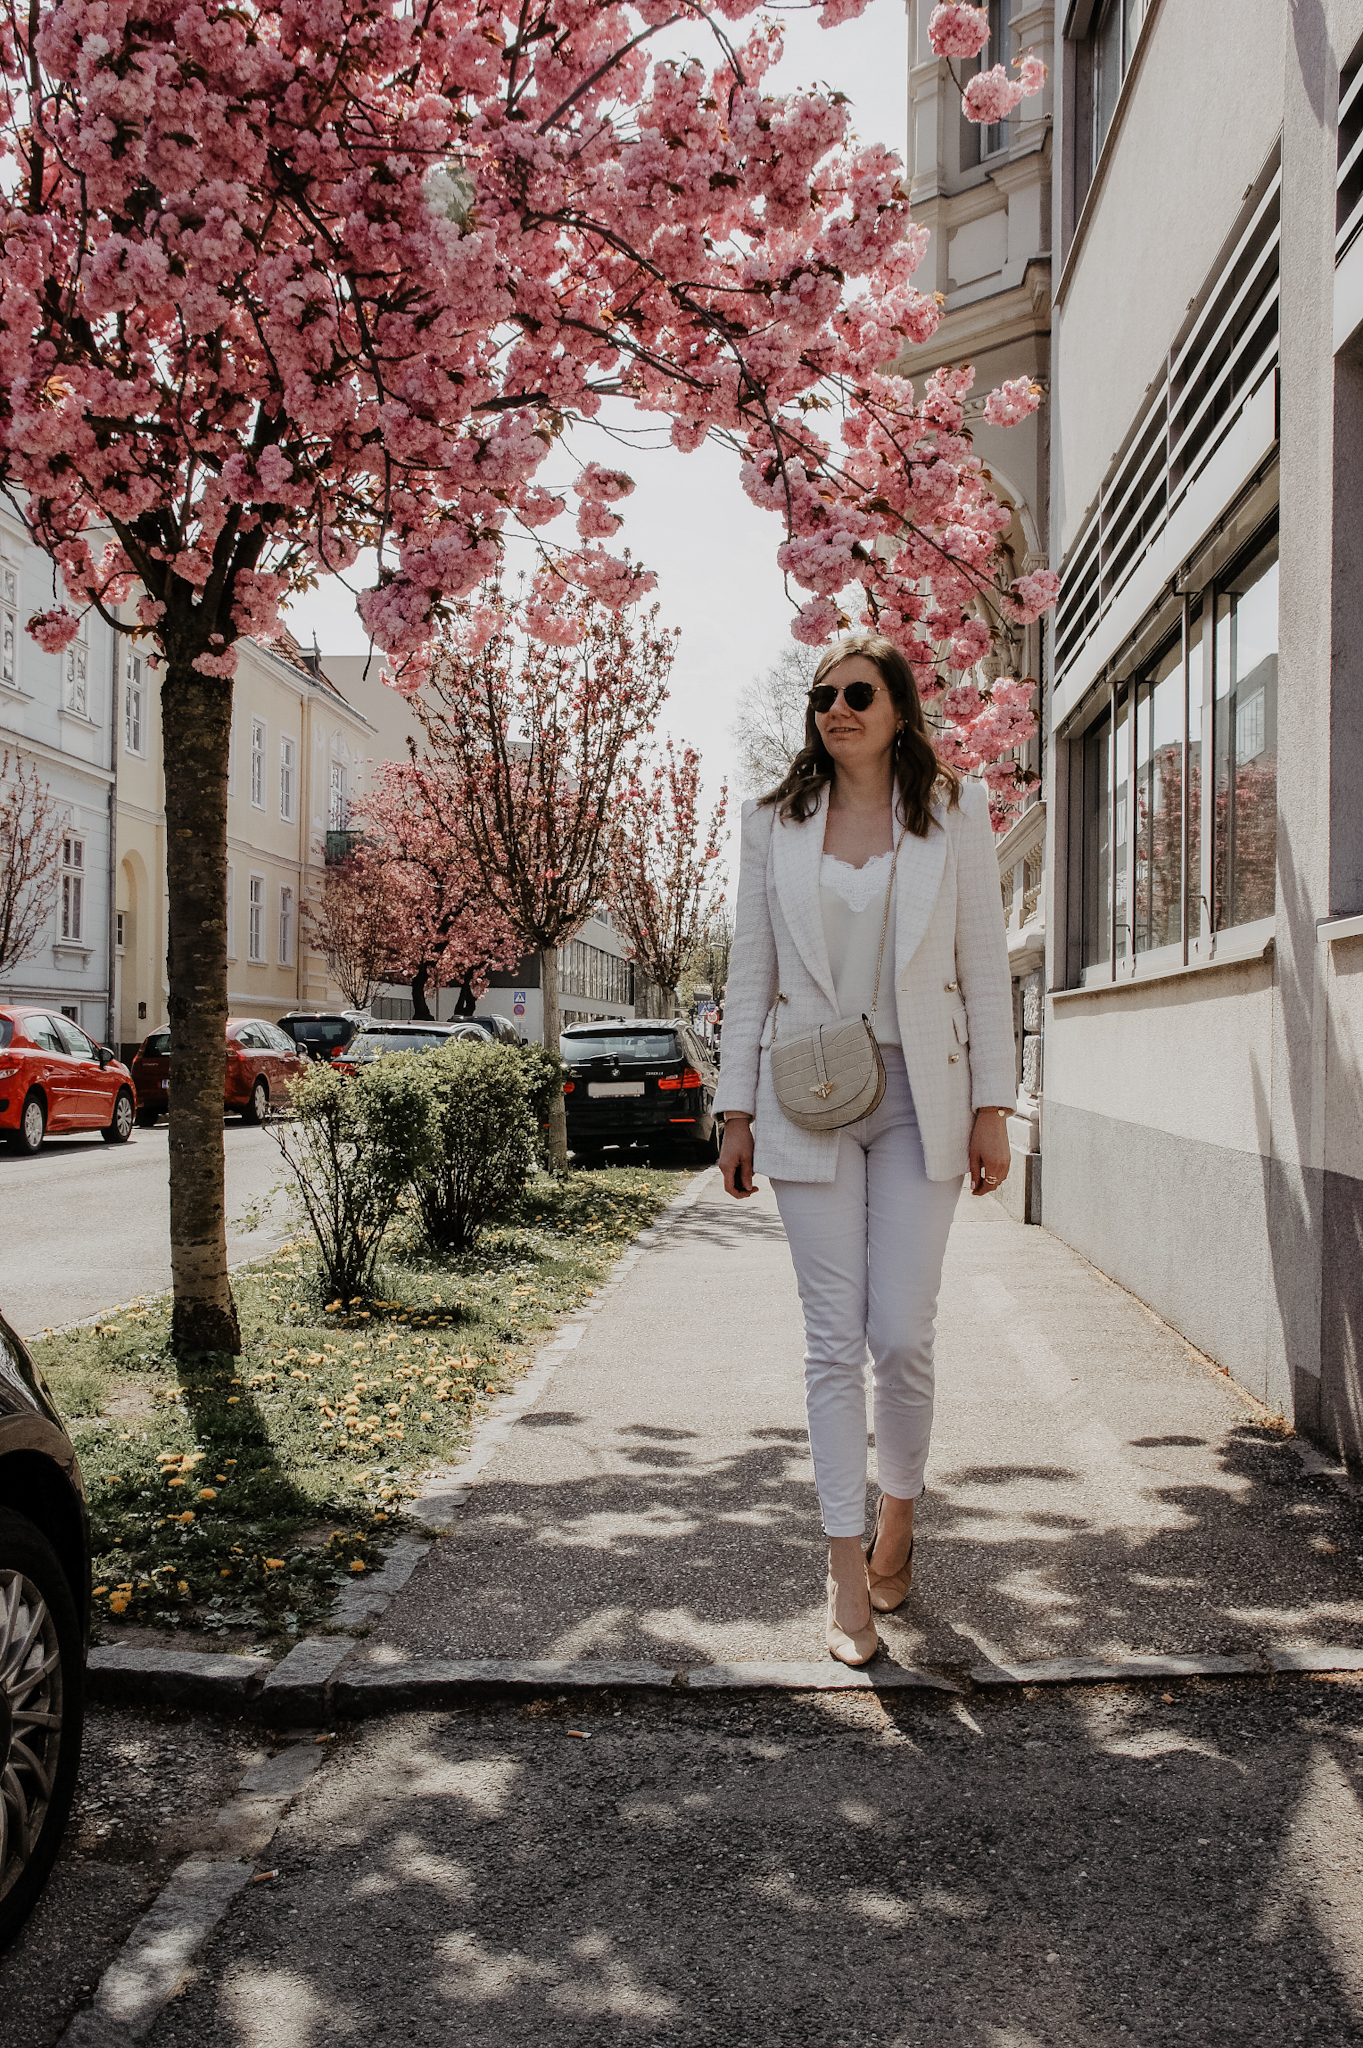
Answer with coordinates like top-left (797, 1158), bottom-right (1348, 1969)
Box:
top-left (1114, 690), bottom-right (1129, 961)
top-left (1134, 637), bottom-right (1186, 955)
top-left (1082, 706), bottom-right (1111, 971)
top-left (1213, 544), bottom-right (1278, 930)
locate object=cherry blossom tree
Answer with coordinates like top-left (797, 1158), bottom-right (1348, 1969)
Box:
top-left (611, 742), bottom-right (727, 1016)
top-left (0, 0), bottom-right (1055, 1348)
top-left (303, 849), bottom-right (405, 1012)
top-left (405, 584), bottom-right (672, 1166)
top-left (350, 762), bottom-right (521, 1018)
top-left (0, 752), bottom-right (62, 982)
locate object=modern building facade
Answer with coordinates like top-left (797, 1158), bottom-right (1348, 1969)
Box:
top-left (901, 0), bottom-right (1055, 1219)
top-left (1043, 0), bottom-right (1363, 1464)
top-left (0, 510), bottom-right (119, 1045)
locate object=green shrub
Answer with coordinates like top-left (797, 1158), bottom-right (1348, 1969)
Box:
top-left (509, 1038), bottom-right (568, 1167)
top-left (271, 1058), bottom-right (432, 1302)
top-left (408, 1040), bottom-right (538, 1251)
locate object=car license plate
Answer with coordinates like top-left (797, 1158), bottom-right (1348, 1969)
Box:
top-left (588, 1081), bottom-right (645, 1098)
top-left (160, 1078), bottom-right (169, 1090)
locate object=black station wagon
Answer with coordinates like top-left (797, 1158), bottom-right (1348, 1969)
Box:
top-left (560, 1021), bottom-right (720, 1164)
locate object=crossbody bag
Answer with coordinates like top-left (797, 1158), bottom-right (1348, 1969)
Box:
top-left (767, 831), bottom-right (905, 1134)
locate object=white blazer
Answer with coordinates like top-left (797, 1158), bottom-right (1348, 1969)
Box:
top-left (713, 780), bottom-right (1016, 1183)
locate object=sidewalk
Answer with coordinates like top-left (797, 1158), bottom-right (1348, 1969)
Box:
top-left (350, 1173), bottom-right (1363, 1679)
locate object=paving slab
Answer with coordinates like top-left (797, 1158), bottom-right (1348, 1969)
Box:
top-left (348, 1176), bottom-right (1363, 1676)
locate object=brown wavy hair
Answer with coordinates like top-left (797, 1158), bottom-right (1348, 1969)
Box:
top-left (759, 633), bottom-right (960, 838)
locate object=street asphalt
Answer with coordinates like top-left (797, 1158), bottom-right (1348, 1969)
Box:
top-left (352, 1176), bottom-right (1363, 1674)
top-left (0, 1121), bottom-right (297, 1336)
top-left (5, 1679), bottom-right (1363, 2047)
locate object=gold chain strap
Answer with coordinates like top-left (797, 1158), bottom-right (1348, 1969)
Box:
top-left (867, 828), bottom-right (905, 1026)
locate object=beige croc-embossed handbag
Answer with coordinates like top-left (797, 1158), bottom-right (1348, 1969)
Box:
top-left (768, 831), bottom-right (905, 1134)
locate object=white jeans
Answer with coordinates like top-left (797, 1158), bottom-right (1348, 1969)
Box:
top-left (771, 1049), bottom-right (962, 1537)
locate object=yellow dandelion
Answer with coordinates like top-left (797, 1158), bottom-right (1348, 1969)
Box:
top-left (264, 1557), bottom-right (286, 1569)
top-left (199, 1488), bottom-right (217, 1500)
top-left (349, 1560), bottom-right (366, 1573)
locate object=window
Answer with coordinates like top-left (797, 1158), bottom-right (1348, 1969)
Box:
top-left (1092, 0), bottom-right (1146, 166)
top-left (248, 875), bottom-right (264, 962)
top-left (55, 1013), bottom-right (95, 1054)
top-left (279, 885), bottom-right (294, 965)
top-left (1073, 525), bottom-right (1278, 980)
top-left (1, 567), bottom-right (17, 690)
top-left (226, 864), bottom-right (235, 959)
top-left (1213, 540), bottom-right (1279, 932)
top-left (559, 938), bottom-right (631, 1006)
top-left (250, 719), bottom-right (266, 807)
top-left (60, 834), bottom-right (84, 941)
top-left (982, 0), bottom-right (1011, 155)
top-left (124, 651), bottom-right (145, 756)
top-left (116, 910), bottom-right (125, 951)
top-left (64, 638), bottom-right (88, 717)
top-left (328, 758), bottom-right (348, 829)
top-left (280, 737), bottom-right (296, 821)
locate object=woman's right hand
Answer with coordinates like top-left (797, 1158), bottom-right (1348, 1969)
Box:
top-left (719, 1114), bottom-right (757, 1199)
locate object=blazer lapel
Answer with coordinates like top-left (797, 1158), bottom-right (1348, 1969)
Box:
top-left (771, 795), bottom-right (836, 1004)
top-left (892, 800), bottom-right (949, 982)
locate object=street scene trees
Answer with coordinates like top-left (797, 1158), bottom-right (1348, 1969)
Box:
top-left (0, 0), bottom-right (1055, 1351)
top-left (611, 743), bottom-right (728, 1017)
top-left (0, 753), bottom-right (62, 982)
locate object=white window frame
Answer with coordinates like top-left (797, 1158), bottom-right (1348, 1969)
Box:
top-left (60, 833), bottom-right (85, 941)
top-left (64, 637), bottom-right (89, 719)
top-left (279, 884), bottom-right (294, 966)
top-left (279, 735), bottom-right (296, 822)
top-left (250, 718), bottom-right (266, 809)
top-left (0, 566), bottom-right (18, 692)
top-left (248, 872), bottom-right (265, 963)
top-left (115, 910), bottom-right (126, 952)
top-left (226, 864), bottom-right (235, 960)
top-left (124, 649), bottom-right (145, 757)
top-left (328, 757), bottom-right (348, 830)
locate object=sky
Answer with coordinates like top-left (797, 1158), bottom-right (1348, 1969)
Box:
top-left (282, 0), bottom-right (912, 815)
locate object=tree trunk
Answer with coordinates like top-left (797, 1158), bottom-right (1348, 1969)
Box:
top-left (161, 661), bottom-right (241, 1357)
top-left (539, 943), bottom-right (569, 1171)
top-left (453, 977), bottom-right (477, 1017)
top-left (411, 963), bottom-right (434, 1020)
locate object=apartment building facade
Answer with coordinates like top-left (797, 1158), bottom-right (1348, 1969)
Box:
top-left (902, 0), bottom-right (1054, 1219)
top-left (1043, 0), bottom-right (1363, 1463)
top-left (114, 633), bottom-right (374, 1052)
top-left (0, 508), bottom-right (119, 1045)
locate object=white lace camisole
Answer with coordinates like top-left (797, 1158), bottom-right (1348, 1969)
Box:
top-left (819, 847), bottom-right (900, 1047)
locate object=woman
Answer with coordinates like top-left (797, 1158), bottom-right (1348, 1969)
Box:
top-left (714, 633), bottom-right (1016, 1666)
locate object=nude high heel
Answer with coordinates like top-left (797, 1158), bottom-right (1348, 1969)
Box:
top-left (825, 1571), bottom-right (881, 1667)
top-left (866, 1494), bottom-right (915, 1613)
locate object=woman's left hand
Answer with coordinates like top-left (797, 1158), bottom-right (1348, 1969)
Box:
top-left (969, 1108), bottom-right (1011, 1196)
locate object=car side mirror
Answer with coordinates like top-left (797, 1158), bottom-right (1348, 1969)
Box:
top-left (97, 1046), bottom-right (112, 1068)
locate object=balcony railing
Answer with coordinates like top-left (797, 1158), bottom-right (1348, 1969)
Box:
top-left (324, 829), bottom-right (363, 865)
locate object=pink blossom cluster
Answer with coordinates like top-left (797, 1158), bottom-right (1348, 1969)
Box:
top-left (927, 5), bottom-right (990, 59)
top-left (26, 608), bottom-right (81, 653)
top-left (962, 53), bottom-right (1047, 125)
top-left (983, 377), bottom-right (1043, 429)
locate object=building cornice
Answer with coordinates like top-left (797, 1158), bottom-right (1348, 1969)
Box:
top-left (894, 260), bottom-right (1052, 376)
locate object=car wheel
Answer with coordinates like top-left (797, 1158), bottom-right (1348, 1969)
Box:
top-left (9, 1095), bottom-right (45, 1156)
top-left (695, 1119), bottom-right (722, 1165)
top-left (241, 1078), bottom-right (269, 1124)
top-left (101, 1088), bottom-right (135, 1145)
top-left (135, 1105), bottom-right (159, 1129)
top-left (0, 1511), bottom-right (84, 1950)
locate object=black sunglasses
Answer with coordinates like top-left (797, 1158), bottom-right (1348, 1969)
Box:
top-left (808, 680), bottom-right (887, 713)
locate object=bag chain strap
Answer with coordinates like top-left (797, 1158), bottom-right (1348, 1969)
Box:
top-left (867, 827), bottom-right (906, 1028)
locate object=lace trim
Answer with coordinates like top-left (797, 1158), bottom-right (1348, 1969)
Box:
top-left (820, 847), bottom-right (895, 915)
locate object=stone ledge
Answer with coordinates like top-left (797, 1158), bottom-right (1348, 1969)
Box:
top-left (86, 1645), bottom-right (272, 1709)
top-left (972, 1652), bottom-right (1262, 1687)
top-left (1265, 1645), bottom-right (1363, 1673)
top-left (332, 1658), bottom-right (678, 1712)
top-left (682, 1661), bottom-right (958, 1693)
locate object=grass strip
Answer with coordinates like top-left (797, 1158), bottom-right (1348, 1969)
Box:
top-left (32, 1166), bottom-right (688, 1644)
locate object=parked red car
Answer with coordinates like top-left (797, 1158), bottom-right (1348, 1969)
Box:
top-left (131, 1018), bottom-right (309, 1128)
top-left (0, 1007), bottom-right (136, 1154)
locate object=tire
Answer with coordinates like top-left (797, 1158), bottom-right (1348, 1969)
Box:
top-left (694, 1118), bottom-right (722, 1165)
top-left (101, 1088), bottom-right (135, 1145)
top-left (135, 1105), bottom-right (159, 1129)
top-left (0, 1510), bottom-right (84, 1951)
top-left (9, 1095), bottom-right (45, 1156)
top-left (241, 1077), bottom-right (269, 1125)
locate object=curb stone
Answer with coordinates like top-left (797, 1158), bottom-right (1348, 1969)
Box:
top-left (970, 1652), bottom-right (1264, 1687)
top-left (57, 1737), bottom-right (325, 2046)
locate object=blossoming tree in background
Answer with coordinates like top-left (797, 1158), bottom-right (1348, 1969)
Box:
top-left (350, 763), bottom-right (521, 1019)
top-left (0, 754), bottom-right (63, 981)
top-left (0, 0), bottom-right (1053, 1347)
top-left (611, 744), bottom-right (729, 1018)
top-left (405, 586), bottom-right (673, 1167)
